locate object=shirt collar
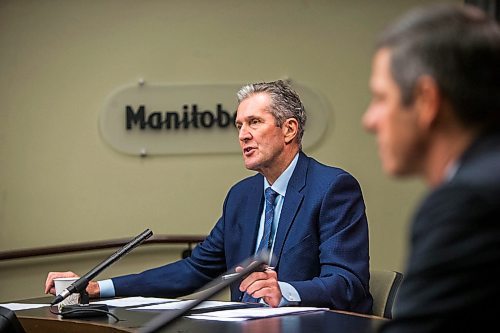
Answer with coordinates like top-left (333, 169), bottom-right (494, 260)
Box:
top-left (264, 153), bottom-right (299, 196)
top-left (444, 160), bottom-right (460, 182)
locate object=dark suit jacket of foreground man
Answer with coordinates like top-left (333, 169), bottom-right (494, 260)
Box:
top-left (112, 152), bottom-right (373, 314)
top-left (381, 133), bottom-right (500, 332)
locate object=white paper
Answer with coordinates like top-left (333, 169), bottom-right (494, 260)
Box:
top-left (0, 303), bottom-right (49, 311)
top-left (92, 296), bottom-right (177, 307)
top-left (188, 315), bottom-right (249, 321)
top-left (134, 300), bottom-right (242, 310)
top-left (186, 306), bottom-right (328, 321)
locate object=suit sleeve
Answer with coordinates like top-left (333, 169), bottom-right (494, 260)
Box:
top-left (111, 199), bottom-right (230, 298)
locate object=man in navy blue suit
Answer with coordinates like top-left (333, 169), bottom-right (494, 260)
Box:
top-left (363, 4), bottom-right (500, 331)
top-left (46, 80), bottom-right (373, 313)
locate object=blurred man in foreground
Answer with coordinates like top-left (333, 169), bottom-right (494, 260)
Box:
top-left (363, 3), bottom-right (500, 331)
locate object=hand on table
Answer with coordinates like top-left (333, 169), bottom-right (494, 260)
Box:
top-left (236, 265), bottom-right (282, 307)
top-left (44, 271), bottom-right (100, 298)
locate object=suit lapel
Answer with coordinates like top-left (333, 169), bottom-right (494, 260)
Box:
top-left (271, 152), bottom-right (308, 267)
top-left (237, 177), bottom-right (265, 264)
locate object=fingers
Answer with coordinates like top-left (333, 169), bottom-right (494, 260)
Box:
top-left (241, 268), bottom-right (277, 288)
top-left (262, 293), bottom-right (282, 308)
top-left (235, 260), bottom-right (260, 273)
top-left (44, 271), bottom-right (79, 295)
top-left (246, 282), bottom-right (278, 299)
top-left (87, 281), bottom-right (101, 298)
top-left (239, 271), bottom-right (274, 292)
top-left (239, 270), bottom-right (282, 307)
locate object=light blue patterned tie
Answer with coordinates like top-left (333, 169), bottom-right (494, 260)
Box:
top-left (256, 187), bottom-right (279, 256)
top-left (242, 187), bottom-right (278, 303)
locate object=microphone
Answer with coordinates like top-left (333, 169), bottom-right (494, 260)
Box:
top-left (138, 250), bottom-right (273, 333)
top-left (51, 228), bottom-right (153, 306)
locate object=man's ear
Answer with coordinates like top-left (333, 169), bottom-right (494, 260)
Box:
top-left (413, 75), bottom-right (441, 130)
top-left (282, 118), bottom-right (299, 144)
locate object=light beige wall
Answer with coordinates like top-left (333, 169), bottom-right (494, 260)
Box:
top-left (0, 0), bottom-right (457, 302)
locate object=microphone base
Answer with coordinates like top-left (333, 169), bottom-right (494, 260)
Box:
top-left (60, 304), bottom-right (110, 318)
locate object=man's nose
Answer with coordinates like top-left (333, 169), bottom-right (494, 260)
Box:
top-left (238, 124), bottom-right (252, 141)
top-left (362, 106), bottom-right (378, 134)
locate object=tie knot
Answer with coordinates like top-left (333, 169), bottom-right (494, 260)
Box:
top-left (265, 187), bottom-right (278, 205)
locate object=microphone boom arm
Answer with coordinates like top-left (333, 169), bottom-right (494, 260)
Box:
top-left (51, 228), bottom-right (153, 306)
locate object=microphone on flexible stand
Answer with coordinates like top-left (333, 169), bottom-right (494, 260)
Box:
top-left (50, 228), bottom-right (153, 317)
top-left (139, 250), bottom-right (273, 333)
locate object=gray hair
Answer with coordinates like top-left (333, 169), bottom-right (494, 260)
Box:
top-left (237, 80), bottom-right (307, 147)
top-left (376, 4), bottom-right (500, 130)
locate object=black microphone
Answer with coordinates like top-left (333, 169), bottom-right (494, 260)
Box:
top-left (138, 250), bottom-right (272, 333)
top-left (51, 228), bottom-right (153, 306)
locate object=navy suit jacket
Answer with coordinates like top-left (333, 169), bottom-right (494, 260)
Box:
top-left (112, 152), bottom-right (373, 313)
top-left (380, 132), bottom-right (500, 332)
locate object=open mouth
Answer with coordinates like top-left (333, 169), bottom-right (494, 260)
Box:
top-left (243, 147), bottom-right (255, 154)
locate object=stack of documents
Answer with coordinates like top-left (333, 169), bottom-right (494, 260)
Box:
top-left (1, 297), bottom-right (327, 323)
top-left (92, 296), bottom-right (176, 307)
top-left (186, 306), bottom-right (328, 322)
top-left (0, 303), bottom-right (49, 311)
top-left (95, 297), bottom-right (328, 321)
top-left (133, 300), bottom-right (243, 311)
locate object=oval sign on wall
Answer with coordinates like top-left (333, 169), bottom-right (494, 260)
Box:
top-left (99, 81), bottom-right (331, 156)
